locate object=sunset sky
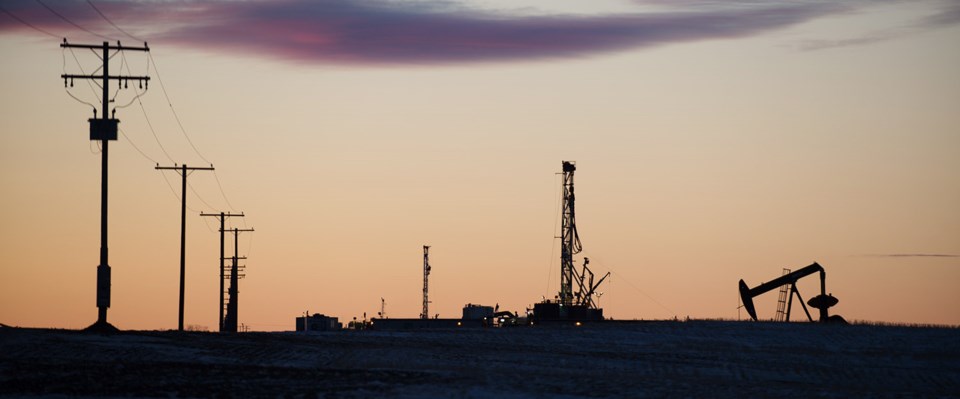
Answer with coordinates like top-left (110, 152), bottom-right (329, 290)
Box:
top-left (1, 0), bottom-right (958, 330)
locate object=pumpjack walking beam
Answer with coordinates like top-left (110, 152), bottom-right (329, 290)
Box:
top-left (156, 164), bottom-right (214, 331)
top-left (738, 262), bottom-right (839, 322)
top-left (200, 212), bottom-right (244, 331)
top-left (60, 39), bottom-right (150, 331)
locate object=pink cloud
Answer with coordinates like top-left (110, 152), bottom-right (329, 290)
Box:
top-left (0, 0), bottom-right (898, 64)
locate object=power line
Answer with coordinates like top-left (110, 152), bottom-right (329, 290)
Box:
top-left (136, 50), bottom-right (242, 217)
top-left (199, 212), bottom-right (217, 233)
top-left (60, 45), bottom-right (99, 112)
top-left (119, 127), bottom-right (156, 165)
top-left (119, 129), bottom-right (215, 229)
top-left (213, 170), bottom-right (238, 212)
top-left (35, 0), bottom-right (112, 41)
top-left (148, 52), bottom-right (212, 165)
top-left (107, 48), bottom-right (125, 103)
top-left (145, 50), bottom-right (243, 216)
top-left (158, 171), bottom-right (200, 212)
top-left (67, 47), bottom-right (101, 105)
top-left (544, 172), bottom-right (562, 297)
top-left (114, 48), bottom-right (148, 109)
top-left (135, 94), bottom-right (175, 163)
top-left (582, 251), bottom-right (679, 318)
top-left (610, 270), bottom-right (678, 319)
top-left (85, 0), bottom-right (144, 42)
top-left (188, 180), bottom-right (218, 212)
top-left (0, 3), bottom-right (61, 39)
top-left (64, 87), bottom-right (97, 111)
top-left (245, 229), bottom-right (254, 259)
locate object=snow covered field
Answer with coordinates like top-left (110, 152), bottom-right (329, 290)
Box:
top-left (1, 321), bottom-right (958, 397)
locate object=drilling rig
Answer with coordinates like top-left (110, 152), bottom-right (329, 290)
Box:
top-left (532, 161), bottom-right (609, 324)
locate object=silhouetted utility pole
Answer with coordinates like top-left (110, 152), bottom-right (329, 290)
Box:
top-left (156, 164), bottom-right (214, 331)
top-left (223, 227), bottom-right (253, 333)
top-left (60, 39), bottom-right (150, 331)
top-left (200, 211), bottom-right (243, 332)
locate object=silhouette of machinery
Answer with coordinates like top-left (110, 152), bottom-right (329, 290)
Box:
top-left (533, 161), bottom-right (609, 323)
top-left (739, 262), bottom-right (844, 323)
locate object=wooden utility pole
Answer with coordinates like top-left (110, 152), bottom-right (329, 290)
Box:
top-left (223, 227), bottom-right (254, 333)
top-left (156, 164), bottom-right (214, 331)
top-left (200, 212), bottom-right (243, 331)
top-left (60, 39), bottom-right (150, 331)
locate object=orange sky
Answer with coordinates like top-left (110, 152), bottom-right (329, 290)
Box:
top-left (1, 0), bottom-right (958, 330)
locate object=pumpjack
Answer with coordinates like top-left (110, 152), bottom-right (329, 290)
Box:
top-left (739, 262), bottom-right (845, 323)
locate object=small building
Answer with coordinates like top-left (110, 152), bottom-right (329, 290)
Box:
top-left (296, 313), bottom-right (342, 332)
top-left (462, 304), bottom-right (494, 320)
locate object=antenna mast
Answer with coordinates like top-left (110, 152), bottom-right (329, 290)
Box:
top-left (421, 245), bottom-right (431, 319)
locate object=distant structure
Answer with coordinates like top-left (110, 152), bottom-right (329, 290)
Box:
top-left (532, 161), bottom-right (609, 324)
top-left (462, 304), bottom-right (494, 320)
top-left (739, 262), bottom-right (844, 323)
top-left (200, 212), bottom-right (245, 332)
top-left (421, 245), bottom-right (431, 320)
top-left (371, 304), bottom-right (501, 330)
top-left (296, 313), bottom-right (342, 332)
top-left (222, 227), bottom-right (254, 332)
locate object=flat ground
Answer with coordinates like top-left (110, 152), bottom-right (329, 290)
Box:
top-left (1, 321), bottom-right (958, 398)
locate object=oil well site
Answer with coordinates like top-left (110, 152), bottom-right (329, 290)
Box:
top-left (2, 153), bottom-right (958, 396)
top-left (3, 1), bottom-right (960, 397)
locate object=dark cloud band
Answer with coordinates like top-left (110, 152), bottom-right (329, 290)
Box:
top-left (0, 0), bottom-right (947, 64)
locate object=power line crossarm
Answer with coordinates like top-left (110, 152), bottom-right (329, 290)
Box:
top-left (62, 73), bottom-right (150, 81)
top-left (61, 41), bottom-right (149, 51)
